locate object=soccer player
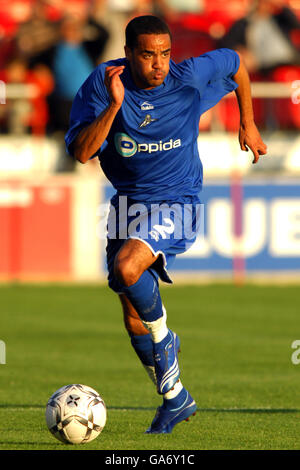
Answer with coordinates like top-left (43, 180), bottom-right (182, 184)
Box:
top-left (65, 15), bottom-right (267, 434)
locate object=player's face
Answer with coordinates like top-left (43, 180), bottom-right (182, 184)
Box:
top-left (125, 33), bottom-right (171, 89)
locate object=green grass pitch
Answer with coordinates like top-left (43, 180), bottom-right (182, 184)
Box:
top-left (0, 283), bottom-right (299, 450)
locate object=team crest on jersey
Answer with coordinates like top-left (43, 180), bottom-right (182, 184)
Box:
top-left (140, 101), bottom-right (154, 111)
top-left (139, 114), bottom-right (158, 128)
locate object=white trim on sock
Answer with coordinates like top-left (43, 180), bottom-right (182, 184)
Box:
top-left (141, 306), bottom-right (168, 343)
top-left (163, 380), bottom-right (183, 400)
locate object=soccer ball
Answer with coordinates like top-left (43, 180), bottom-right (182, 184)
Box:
top-left (45, 384), bottom-right (107, 444)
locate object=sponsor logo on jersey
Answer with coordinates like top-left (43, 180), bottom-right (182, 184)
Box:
top-left (139, 114), bottom-right (158, 128)
top-left (114, 133), bottom-right (181, 157)
top-left (114, 133), bottom-right (137, 157)
top-left (138, 139), bottom-right (181, 154)
top-left (140, 101), bottom-right (154, 110)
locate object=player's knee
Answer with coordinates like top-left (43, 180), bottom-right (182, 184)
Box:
top-left (114, 256), bottom-right (140, 287)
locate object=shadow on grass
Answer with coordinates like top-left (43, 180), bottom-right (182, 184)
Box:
top-left (0, 404), bottom-right (299, 413)
top-left (110, 407), bottom-right (300, 413)
top-left (0, 442), bottom-right (66, 448)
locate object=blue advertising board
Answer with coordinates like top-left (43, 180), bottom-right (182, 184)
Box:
top-left (103, 180), bottom-right (300, 275)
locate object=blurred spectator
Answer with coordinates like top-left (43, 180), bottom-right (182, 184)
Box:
top-left (12, 1), bottom-right (109, 121)
top-left (26, 62), bottom-right (54, 135)
top-left (0, 56), bottom-right (54, 135)
top-left (51, 17), bottom-right (95, 123)
top-left (1, 1), bottom-right (109, 170)
top-left (96, 0), bottom-right (190, 60)
top-left (218, 0), bottom-right (300, 131)
top-left (46, 16), bottom-right (98, 171)
top-left (0, 34), bottom-right (18, 70)
top-left (47, 14), bottom-right (108, 130)
top-left (220, 0), bottom-right (300, 75)
top-left (99, 0), bottom-right (145, 61)
top-left (82, 10), bottom-right (110, 66)
top-left (15, 0), bottom-right (60, 68)
top-left (153, 0), bottom-right (203, 19)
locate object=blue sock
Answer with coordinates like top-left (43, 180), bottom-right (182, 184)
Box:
top-left (163, 387), bottom-right (187, 410)
top-left (130, 333), bottom-right (154, 367)
top-left (122, 270), bottom-right (163, 322)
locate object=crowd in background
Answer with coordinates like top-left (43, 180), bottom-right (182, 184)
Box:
top-left (0, 0), bottom-right (299, 169)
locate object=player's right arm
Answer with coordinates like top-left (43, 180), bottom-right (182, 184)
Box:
top-left (72, 66), bottom-right (125, 164)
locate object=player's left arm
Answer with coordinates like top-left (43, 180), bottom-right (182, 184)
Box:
top-left (233, 51), bottom-right (267, 164)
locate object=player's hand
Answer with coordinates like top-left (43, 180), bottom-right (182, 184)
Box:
top-left (104, 65), bottom-right (125, 108)
top-left (239, 121), bottom-right (267, 164)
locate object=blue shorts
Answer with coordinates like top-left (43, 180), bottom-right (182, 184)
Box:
top-left (106, 194), bottom-right (202, 293)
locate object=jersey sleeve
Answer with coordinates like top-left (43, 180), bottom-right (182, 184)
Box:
top-left (173, 48), bottom-right (240, 115)
top-left (64, 65), bottom-right (110, 158)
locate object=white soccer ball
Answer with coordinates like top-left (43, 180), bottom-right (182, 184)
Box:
top-left (45, 384), bottom-right (107, 444)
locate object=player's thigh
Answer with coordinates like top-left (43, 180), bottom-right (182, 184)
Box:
top-left (119, 294), bottom-right (149, 335)
top-left (114, 238), bottom-right (159, 285)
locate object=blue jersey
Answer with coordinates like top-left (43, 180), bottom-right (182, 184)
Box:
top-left (65, 48), bottom-right (239, 201)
